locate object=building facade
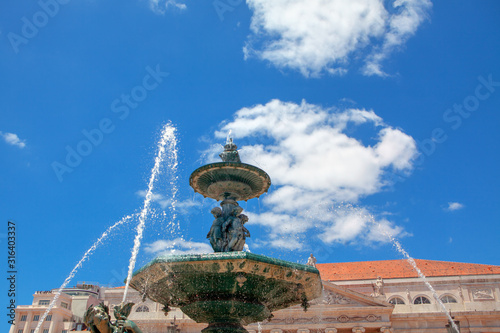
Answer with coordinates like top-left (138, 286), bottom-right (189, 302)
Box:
top-left (10, 283), bottom-right (102, 333)
top-left (10, 260), bottom-right (500, 333)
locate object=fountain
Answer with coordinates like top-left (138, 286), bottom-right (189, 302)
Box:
top-left (36, 129), bottom-right (465, 333)
top-left (127, 138), bottom-right (323, 333)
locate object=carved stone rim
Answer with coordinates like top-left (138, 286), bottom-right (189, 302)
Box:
top-left (132, 252), bottom-right (320, 277)
top-left (189, 162), bottom-right (271, 201)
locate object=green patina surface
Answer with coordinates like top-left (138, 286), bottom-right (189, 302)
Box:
top-left (140, 269), bottom-right (306, 309)
top-left (182, 300), bottom-right (269, 324)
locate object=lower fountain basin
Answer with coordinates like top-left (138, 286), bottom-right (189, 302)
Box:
top-left (130, 252), bottom-right (322, 332)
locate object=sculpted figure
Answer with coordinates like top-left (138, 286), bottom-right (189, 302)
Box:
top-left (371, 276), bottom-right (385, 297)
top-left (234, 214), bottom-right (250, 251)
top-left (84, 302), bottom-right (143, 333)
top-left (306, 254), bottom-right (317, 268)
top-left (207, 207), bottom-right (224, 252)
top-left (223, 206), bottom-right (247, 252)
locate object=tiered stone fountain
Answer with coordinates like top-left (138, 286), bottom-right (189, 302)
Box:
top-left (129, 139), bottom-right (322, 333)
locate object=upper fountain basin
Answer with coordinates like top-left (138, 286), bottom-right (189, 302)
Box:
top-left (189, 162), bottom-right (271, 201)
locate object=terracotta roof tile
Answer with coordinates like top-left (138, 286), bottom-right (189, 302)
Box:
top-left (316, 259), bottom-right (500, 281)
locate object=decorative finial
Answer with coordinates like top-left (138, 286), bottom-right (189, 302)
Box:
top-left (219, 137), bottom-right (241, 163)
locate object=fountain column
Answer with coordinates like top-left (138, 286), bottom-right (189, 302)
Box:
top-left (221, 197), bottom-right (239, 219)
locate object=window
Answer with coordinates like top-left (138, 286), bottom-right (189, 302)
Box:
top-left (389, 297), bottom-right (405, 305)
top-left (414, 296), bottom-right (431, 304)
top-left (20, 315), bottom-right (27, 321)
top-left (17, 329), bottom-right (23, 333)
top-left (441, 295), bottom-right (458, 303)
top-left (33, 315), bottom-right (40, 321)
top-left (61, 302), bottom-right (68, 309)
top-left (136, 305), bottom-right (150, 312)
top-left (46, 315), bottom-right (52, 321)
top-left (30, 330), bottom-right (35, 333)
top-left (62, 330), bottom-right (68, 333)
top-left (43, 330), bottom-right (49, 333)
top-left (38, 300), bottom-right (50, 306)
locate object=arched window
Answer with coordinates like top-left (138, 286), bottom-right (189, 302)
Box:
top-left (414, 296), bottom-right (431, 304)
top-left (441, 295), bottom-right (457, 303)
top-left (389, 297), bottom-right (405, 305)
top-left (136, 305), bottom-right (149, 312)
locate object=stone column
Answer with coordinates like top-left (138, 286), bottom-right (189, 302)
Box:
top-left (23, 313), bottom-right (33, 333)
top-left (352, 327), bottom-right (366, 333)
top-left (20, 312), bottom-right (31, 333)
top-left (48, 313), bottom-right (57, 333)
top-left (220, 199), bottom-right (239, 219)
top-left (22, 313), bottom-right (30, 333)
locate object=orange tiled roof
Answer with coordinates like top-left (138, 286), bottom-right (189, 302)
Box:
top-left (316, 259), bottom-right (500, 281)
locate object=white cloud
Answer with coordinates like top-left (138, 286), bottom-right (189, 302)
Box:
top-left (149, 0), bottom-right (187, 14)
top-left (363, 0), bottom-right (432, 76)
top-left (244, 0), bottom-right (432, 77)
top-left (0, 131), bottom-right (26, 149)
top-left (208, 99), bottom-right (417, 250)
top-left (318, 209), bottom-right (369, 244)
top-left (363, 216), bottom-right (409, 244)
top-left (145, 238), bottom-right (213, 255)
top-left (446, 202), bottom-right (464, 211)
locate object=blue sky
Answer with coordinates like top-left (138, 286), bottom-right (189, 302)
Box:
top-left (1, 0), bottom-right (499, 328)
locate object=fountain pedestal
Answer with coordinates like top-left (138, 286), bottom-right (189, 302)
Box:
top-left (130, 252), bottom-right (322, 333)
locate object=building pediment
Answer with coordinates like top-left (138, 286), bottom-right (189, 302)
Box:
top-left (315, 281), bottom-right (393, 308)
top-left (248, 281), bottom-right (393, 331)
top-left (281, 281), bottom-right (393, 309)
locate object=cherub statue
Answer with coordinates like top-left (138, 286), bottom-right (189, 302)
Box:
top-left (207, 207), bottom-right (225, 252)
top-left (234, 214), bottom-right (250, 251)
top-left (223, 206), bottom-right (247, 252)
top-left (84, 302), bottom-right (143, 333)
